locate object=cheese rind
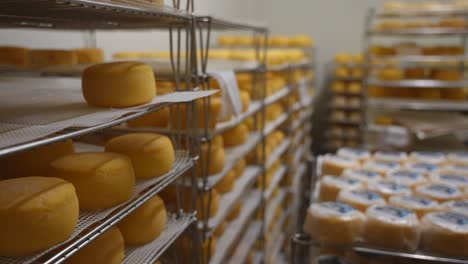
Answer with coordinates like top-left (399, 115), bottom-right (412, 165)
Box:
top-left (127, 107), bottom-right (170, 128)
top-left (0, 176), bottom-right (79, 256)
top-left (48, 152), bottom-right (135, 210)
top-left (214, 170), bottom-right (236, 193)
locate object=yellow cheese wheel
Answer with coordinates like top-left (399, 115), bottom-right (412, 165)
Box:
top-left (117, 195), bottom-right (167, 245)
top-left (29, 49), bottom-right (78, 68)
top-left (172, 97), bottom-right (221, 130)
top-left (214, 169), bottom-right (236, 193)
top-left (105, 133), bottom-right (175, 179)
top-left (198, 190), bottom-right (220, 219)
top-left (82, 61), bottom-right (156, 107)
top-left (378, 67), bottom-right (404, 81)
top-left (48, 152), bottom-right (135, 210)
top-left (0, 46), bottom-right (29, 67)
top-left (289, 35), bottom-right (314, 47)
top-left (127, 107), bottom-right (170, 128)
top-left (222, 123), bottom-right (249, 147)
top-left (218, 35), bottom-right (237, 46)
top-left (240, 90), bottom-right (251, 112)
top-left (266, 103), bottom-right (284, 121)
top-left (0, 140), bottom-right (74, 179)
top-left (213, 221), bottom-right (227, 237)
top-left (74, 48), bottom-right (104, 64)
top-left (66, 226), bottom-right (125, 264)
top-left (198, 142), bottom-right (225, 176)
top-left (0, 176), bottom-right (79, 256)
top-left (318, 175), bottom-right (363, 202)
top-left (233, 159), bottom-right (246, 178)
top-left (227, 200), bottom-right (243, 221)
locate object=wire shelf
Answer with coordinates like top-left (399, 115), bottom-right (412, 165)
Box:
top-left (213, 101), bottom-right (262, 137)
top-left (228, 221), bottom-right (262, 264)
top-left (265, 86), bottom-right (292, 106)
top-left (265, 138), bottom-right (291, 170)
top-left (264, 112), bottom-right (289, 136)
top-left (196, 16), bottom-right (267, 32)
top-left (368, 98), bottom-right (468, 111)
top-left (264, 165), bottom-right (287, 200)
top-left (265, 189), bottom-right (287, 234)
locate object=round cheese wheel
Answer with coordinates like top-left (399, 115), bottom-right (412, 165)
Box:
top-left (385, 170), bottom-right (426, 187)
top-left (415, 183), bottom-right (463, 203)
top-left (364, 205), bottom-right (421, 251)
top-left (303, 202), bottom-right (365, 247)
top-left (321, 155), bottom-right (359, 177)
top-left (213, 221), bottom-right (227, 238)
top-left (430, 173), bottom-right (468, 189)
top-left (214, 169), bottom-right (236, 193)
top-left (337, 148), bottom-right (371, 163)
top-left (441, 200), bottom-right (468, 216)
top-left (342, 169), bottom-right (382, 185)
top-left (363, 160), bottom-right (401, 175)
top-left (0, 177), bottom-right (79, 256)
top-left (222, 123), bottom-right (249, 147)
top-left (337, 189), bottom-right (386, 212)
top-left (0, 46), bottom-right (29, 67)
top-left (66, 226), bottom-right (124, 264)
top-left (105, 133), bottom-right (174, 179)
top-left (389, 195), bottom-right (440, 218)
top-left (233, 159), bottom-right (246, 178)
top-left (227, 200), bottom-right (243, 221)
top-left (318, 175), bottom-right (363, 202)
top-left (409, 152), bottom-right (446, 165)
top-left (82, 61), bottom-right (156, 107)
top-left (240, 90), bottom-right (251, 112)
top-left (74, 48), bottom-right (104, 64)
top-left (48, 152), bottom-right (135, 210)
top-left (198, 142), bottom-right (225, 176)
top-left (29, 49), bottom-right (77, 68)
top-left (118, 195), bottom-right (167, 245)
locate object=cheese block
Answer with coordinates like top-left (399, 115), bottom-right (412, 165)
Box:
top-left (441, 200), bottom-right (468, 215)
top-left (74, 48), bottom-right (104, 64)
top-left (441, 164), bottom-right (468, 177)
top-left (337, 189), bottom-right (386, 212)
top-left (66, 227), bottom-right (124, 264)
top-left (389, 195), bottom-right (440, 218)
top-left (117, 195), bottom-right (166, 245)
top-left (227, 200), bottom-right (243, 221)
top-left (363, 160), bottom-right (401, 175)
top-left (318, 175), bottom-right (363, 202)
top-left (342, 169), bottom-right (382, 185)
top-left (373, 151), bottom-right (407, 163)
top-left (222, 123), bottom-right (249, 147)
top-left (369, 180), bottom-right (412, 199)
top-left (0, 177), bottom-right (79, 256)
top-left (0, 140), bottom-right (74, 179)
top-left (29, 49), bottom-right (77, 68)
top-left (48, 152), bottom-right (135, 210)
top-left (198, 190), bottom-right (220, 219)
top-left (385, 170), bottom-right (426, 187)
top-left (240, 90), bottom-right (251, 112)
top-left (430, 173), bottom-right (468, 189)
top-left (198, 142), bottom-right (225, 176)
top-left (233, 159), bottom-right (246, 178)
top-left (421, 212), bottom-right (468, 257)
top-left (321, 155), bottom-right (359, 177)
top-left (82, 61), bottom-right (156, 107)
top-left (447, 152), bottom-right (468, 166)
top-left (105, 133), bottom-right (174, 179)
top-left (405, 162), bottom-right (439, 175)
top-left (409, 152), bottom-right (446, 165)
top-left (363, 205), bottom-right (421, 251)
top-left (415, 184), bottom-right (463, 203)
top-left (214, 169), bottom-right (236, 193)
top-left (337, 148), bottom-right (371, 163)
top-left (127, 107), bottom-right (170, 128)
top-left (303, 202), bottom-right (365, 247)
top-left (0, 46), bottom-right (29, 67)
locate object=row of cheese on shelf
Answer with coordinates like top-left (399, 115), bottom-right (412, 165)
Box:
top-left (330, 81), bottom-right (363, 95)
top-left (380, 0), bottom-right (468, 11)
top-left (370, 43), bottom-right (464, 57)
top-left (330, 95), bottom-right (362, 108)
top-left (374, 17), bottom-right (468, 31)
top-left (376, 67), bottom-right (464, 81)
top-left (0, 132), bottom-right (176, 257)
top-left (333, 66), bottom-right (364, 79)
top-left (217, 34), bottom-right (314, 48)
top-left (334, 53), bottom-right (365, 65)
top-left (369, 86), bottom-right (467, 100)
top-left (0, 46), bottom-right (104, 68)
top-left (330, 111), bottom-right (362, 123)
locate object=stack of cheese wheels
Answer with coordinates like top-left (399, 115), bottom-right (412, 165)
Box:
top-left (318, 175), bottom-right (363, 202)
top-left (0, 177), bottom-right (79, 256)
top-left (304, 202), bottom-right (365, 247)
top-left (385, 170), bottom-right (426, 188)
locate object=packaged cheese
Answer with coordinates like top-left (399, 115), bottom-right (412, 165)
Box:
top-left (318, 175), bottom-right (363, 202)
top-left (389, 195), bottom-right (440, 218)
top-left (373, 151), bottom-right (407, 163)
top-left (337, 147), bottom-right (371, 163)
top-left (441, 164), bottom-right (468, 177)
top-left (409, 152), bottom-right (446, 165)
top-left (369, 180), bottom-right (412, 199)
top-left (342, 169), bottom-right (383, 185)
top-left (430, 173), bottom-right (468, 189)
top-left (363, 205), bottom-right (421, 251)
top-left (337, 189), bottom-right (386, 212)
top-left (321, 155), bottom-right (359, 176)
top-left (441, 200), bottom-right (468, 216)
top-left (415, 183), bottom-right (463, 203)
top-left (303, 202), bottom-right (365, 247)
top-left (447, 152), bottom-right (468, 166)
top-left (363, 160), bottom-right (401, 175)
top-left (385, 170), bottom-right (426, 187)
top-left (405, 162), bottom-right (439, 176)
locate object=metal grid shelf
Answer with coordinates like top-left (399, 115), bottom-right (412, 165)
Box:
top-left (229, 221), bottom-right (262, 264)
top-left (265, 86), bottom-right (292, 106)
top-left (264, 112), bottom-right (289, 136)
top-left (213, 101), bottom-right (262, 137)
top-left (195, 16), bottom-right (267, 32)
top-left (367, 78), bottom-right (468, 88)
top-left (367, 28), bottom-right (468, 36)
top-left (368, 98), bottom-right (468, 111)
top-left (265, 138), bottom-right (291, 170)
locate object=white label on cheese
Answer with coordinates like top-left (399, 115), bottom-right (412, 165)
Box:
top-left (207, 71), bottom-right (242, 119)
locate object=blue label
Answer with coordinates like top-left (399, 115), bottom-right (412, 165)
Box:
top-left (375, 161), bottom-right (399, 168)
top-left (412, 163), bottom-right (437, 172)
top-left (375, 206), bottom-right (413, 218)
top-left (337, 177), bottom-right (359, 185)
top-left (427, 184), bottom-right (457, 194)
top-left (415, 152), bottom-right (444, 158)
top-left (354, 169), bottom-right (379, 179)
top-left (392, 170), bottom-right (420, 179)
top-left (321, 202), bottom-right (355, 214)
top-left (401, 196), bottom-right (434, 206)
top-left (380, 181), bottom-right (408, 191)
top-left (453, 201), bottom-right (468, 209)
top-left (440, 174), bottom-right (468, 183)
top-left (351, 190), bottom-right (382, 201)
top-left (436, 213), bottom-right (468, 226)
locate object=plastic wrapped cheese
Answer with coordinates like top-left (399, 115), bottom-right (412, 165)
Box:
top-left (409, 151), bottom-right (446, 165)
top-left (321, 155), bottom-right (359, 177)
top-left (441, 164), bottom-right (468, 177)
top-left (363, 160), bottom-right (401, 175)
top-left (415, 183), bottom-right (463, 203)
top-left (421, 212), bottom-right (468, 257)
top-left (405, 162), bottom-right (439, 176)
top-left (385, 170), bottom-right (426, 188)
top-left (363, 205), bottom-right (421, 251)
top-left (318, 175), bottom-right (363, 202)
top-left (430, 173), bottom-right (468, 189)
top-left (389, 195), bottom-right (440, 218)
top-left (441, 200), bottom-right (468, 216)
top-left (447, 152), bottom-right (468, 166)
top-left (303, 202), bottom-right (365, 247)
top-left (373, 151), bottom-right (407, 163)
top-left (337, 147), bottom-right (371, 163)
top-left (369, 180), bottom-right (412, 199)
top-left (342, 169), bottom-right (382, 185)
top-left (337, 189), bottom-right (386, 212)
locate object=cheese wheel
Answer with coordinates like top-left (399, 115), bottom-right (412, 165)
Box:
top-left (337, 189), bottom-right (386, 212)
top-left (117, 195), bottom-right (166, 245)
top-left (421, 212), bottom-right (468, 257)
top-left (441, 164), bottom-right (468, 177)
top-left (337, 148), bottom-right (371, 163)
top-left (198, 142), bottom-right (225, 176)
top-left (0, 140), bottom-right (74, 179)
top-left (240, 90), bottom-right (251, 112)
top-left (441, 200), bottom-right (468, 215)
top-left (227, 200), bottom-right (243, 221)
top-left (214, 169), bottom-right (236, 193)
top-left (127, 107), bottom-right (170, 128)
top-left (373, 151), bottom-right (407, 163)
top-left (321, 155), bottom-right (359, 177)
top-left (0, 177), bottom-right (79, 256)
top-left (48, 152), bottom-right (135, 210)
top-left (363, 205), bottom-right (421, 251)
top-left (430, 173), bottom-right (468, 189)
top-left (409, 152), bottom-right (446, 165)
top-left (0, 46), bottom-right (29, 67)
top-left (415, 184), bottom-right (463, 203)
top-left (82, 61), bottom-right (156, 107)
top-left (405, 162), bottom-right (439, 176)
top-left (233, 159), bottom-right (246, 178)
top-left (363, 160), bottom-right (401, 175)
top-left (342, 169), bottom-right (382, 185)
top-left (447, 152), bottom-right (468, 166)
top-left (222, 123), bottom-right (249, 147)
top-left (303, 202), bottom-right (365, 247)
top-left (66, 227), bottom-right (124, 264)
top-left (385, 170), bottom-right (426, 187)
top-left (213, 221), bottom-right (227, 237)
top-left (369, 180), bottom-right (412, 199)
top-left (29, 49), bottom-right (77, 68)
top-left (105, 133), bottom-right (174, 179)
top-left (318, 175), bottom-right (363, 202)
top-left (389, 195), bottom-right (440, 218)
top-left (289, 35), bottom-right (314, 47)
top-left (74, 48), bottom-right (104, 64)
top-left (198, 190), bottom-right (220, 219)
